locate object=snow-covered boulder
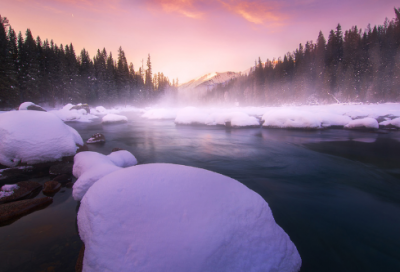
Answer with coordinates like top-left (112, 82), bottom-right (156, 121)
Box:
top-left (72, 151), bottom-right (137, 200)
top-left (18, 102), bottom-right (46, 112)
top-left (102, 114), bottom-right (128, 124)
top-left (344, 117), bottom-right (379, 129)
top-left (379, 117), bottom-right (400, 128)
top-left (0, 111), bottom-right (84, 167)
top-left (50, 104), bottom-right (98, 122)
top-left (78, 163), bottom-right (301, 272)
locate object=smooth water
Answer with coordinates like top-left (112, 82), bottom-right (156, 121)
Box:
top-left (1, 111), bottom-right (400, 272)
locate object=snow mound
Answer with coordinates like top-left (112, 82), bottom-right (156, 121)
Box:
top-left (50, 104), bottom-right (98, 122)
top-left (213, 111), bottom-right (260, 127)
top-left (78, 163), bottom-right (301, 272)
top-left (344, 117), bottom-right (379, 129)
top-left (72, 151), bottom-right (137, 201)
top-left (0, 111), bottom-right (83, 167)
top-left (262, 109), bottom-right (322, 129)
top-left (90, 106), bottom-right (107, 115)
top-left (102, 114), bottom-right (128, 124)
top-left (380, 117), bottom-right (400, 128)
top-left (18, 102), bottom-right (45, 111)
top-left (175, 107), bottom-right (214, 125)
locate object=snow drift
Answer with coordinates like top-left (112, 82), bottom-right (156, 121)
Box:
top-left (77, 163), bottom-right (302, 272)
top-left (0, 111), bottom-right (83, 167)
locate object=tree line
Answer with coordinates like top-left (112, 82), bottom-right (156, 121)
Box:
top-left (205, 8), bottom-right (400, 105)
top-left (0, 16), bottom-right (178, 108)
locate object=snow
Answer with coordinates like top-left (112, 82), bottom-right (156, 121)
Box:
top-left (1, 184), bottom-right (19, 191)
top-left (173, 107), bottom-right (260, 127)
top-left (18, 102), bottom-right (40, 110)
top-left (175, 107), bottom-right (214, 125)
top-left (1, 184), bottom-right (19, 198)
top-left (141, 103), bottom-right (400, 129)
top-left (72, 151), bottom-right (137, 201)
top-left (50, 104), bottom-right (98, 122)
top-left (77, 163), bottom-right (301, 272)
top-left (344, 117), bottom-right (379, 129)
top-left (213, 111), bottom-right (260, 127)
top-left (380, 117), bottom-right (400, 128)
top-left (102, 113), bottom-right (128, 124)
top-left (0, 111), bottom-right (83, 167)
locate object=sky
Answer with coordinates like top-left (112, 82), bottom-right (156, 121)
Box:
top-left (2, 0), bottom-right (399, 83)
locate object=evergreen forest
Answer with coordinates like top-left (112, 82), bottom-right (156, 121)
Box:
top-left (204, 8), bottom-right (400, 106)
top-left (0, 16), bottom-right (177, 108)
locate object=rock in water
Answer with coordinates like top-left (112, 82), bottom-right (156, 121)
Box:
top-left (86, 133), bottom-right (105, 144)
top-left (42, 180), bottom-right (61, 195)
top-left (53, 174), bottom-right (72, 184)
top-left (0, 197), bottom-right (53, 224)
top-left (0, 181), bottom-right (42, 204)
top-left (77, 164), bottom-right (301, 272)
top-left (49, 163), bottom-right (73, 176)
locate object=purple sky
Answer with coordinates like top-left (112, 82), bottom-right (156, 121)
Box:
top-left (2, 0), bottom-right (399, 83)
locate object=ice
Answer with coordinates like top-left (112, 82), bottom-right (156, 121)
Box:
top-left (78, 163), bottom-right (301, 272)
top-left (0, 111), bottom-right (83, 167)
top-left (344, 117), bottom-right (379, 129)
top-left (102, 113), bottom-right (128, 124)
top-left (72, 151), bottom-right (137, 201)
top-left (50, 104), bottom-right (98, 122)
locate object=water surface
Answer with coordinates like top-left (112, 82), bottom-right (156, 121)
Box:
top-left (1, 112), bottom-right (400, 271)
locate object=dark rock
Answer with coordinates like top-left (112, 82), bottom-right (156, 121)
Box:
top-left (49, 163), bottom-right (73, 176)
top-left (111, 147), bottom-right (124, 152)
top-left (75, 244), bottom-right (85, 272)
top-left (0, 197), bottom-right (53, 224)
top-left (62, 155), bottom-right (75, 163)
top-left (70, 104), bottom-right (90, 114)
top-left (65, 182), bottom-right (74, 188)
top-left (86, 133), bottom-right (105, 144)
top-left (0, 181), bottom-right (42, 204)
top-left (42, 180), bottom-right (61, 195)
top-left (26, 104), bottom-right (46, 112)
top-left (76, 144), bottom-right (89, 153)
top-left (53, 174), bottom-right (72, 184)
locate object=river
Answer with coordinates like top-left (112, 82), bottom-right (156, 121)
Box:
top-left (1, 110), bottom-right (400, 272)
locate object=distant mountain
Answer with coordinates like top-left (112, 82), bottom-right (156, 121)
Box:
top-left (179, 72), bottom-right (240, 93)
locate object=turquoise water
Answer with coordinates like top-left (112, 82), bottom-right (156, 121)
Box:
top-left (1, 111), bottom-right (400, 271)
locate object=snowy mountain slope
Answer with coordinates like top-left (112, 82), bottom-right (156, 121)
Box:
top-left (179, 72), bottom-right (239, 93)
